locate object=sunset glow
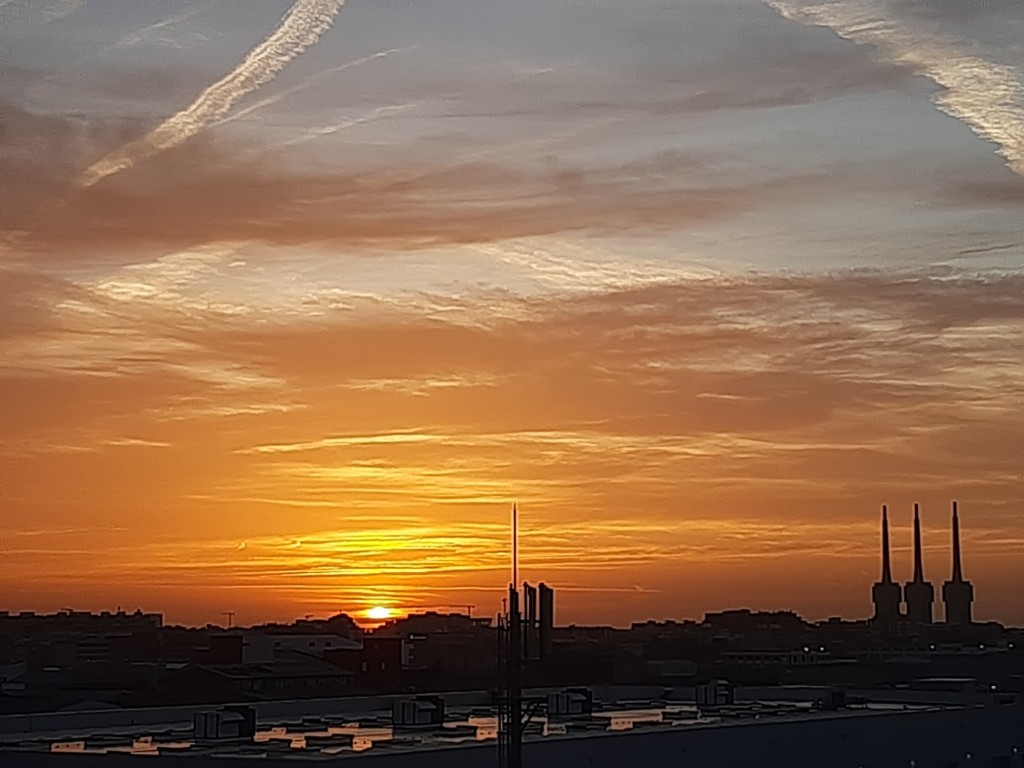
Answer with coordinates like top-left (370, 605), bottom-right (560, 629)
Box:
top-left (2, 0), bottom-right (1023, 628)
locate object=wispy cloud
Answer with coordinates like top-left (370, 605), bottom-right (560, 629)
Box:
top-left (80, 0), bottom-right (347, 186)
top-left (8, 110), bottom-right (805, 255)
top-left (3, 270), bottom-right (1024, 622)
top-left (4, 0), bottom-right (1024, 626)
top-left (104, 7), bottom-right (203, 53)
top-left (41, 0), bottom-right (85, 23)
top-left (103, 437), bottom-right (171, 449)
top-left (767, 0), bottom-right (1024, 176)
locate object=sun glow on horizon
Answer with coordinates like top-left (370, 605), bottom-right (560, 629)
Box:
top-left (366, 606), bottom-right (393, 621)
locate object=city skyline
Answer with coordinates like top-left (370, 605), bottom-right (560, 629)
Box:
top-left (0, 499), bottom-right (1011, 628)
top-left (3, 0), bottom-right (1024, 628)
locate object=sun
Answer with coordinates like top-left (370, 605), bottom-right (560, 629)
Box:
top-left (366, 606), bottom-right (393, 621)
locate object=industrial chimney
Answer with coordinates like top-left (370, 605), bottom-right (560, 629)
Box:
top-left (871, 506), bottom-right (901, 627)
top-left (941, 501), bottom-right (974, 625)
top-left (903, 503), bottom-right (935, 625)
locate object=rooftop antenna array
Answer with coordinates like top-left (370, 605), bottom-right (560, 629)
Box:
top-left (498, 502), bottom-right (523, 768)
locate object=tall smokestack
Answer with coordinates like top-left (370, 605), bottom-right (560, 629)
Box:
top-left (903, 503), bottom-right (934, 625)
top-left (951, 500), bottom-right (963, 582)
top-left (871, 505), bottom-right (901, 627)
top-left (881, 505), bottom-right (893, 583)
top-left (943, 500), bottom-right (974, 625)
top-left (912, 503), bottom-right (924, 583)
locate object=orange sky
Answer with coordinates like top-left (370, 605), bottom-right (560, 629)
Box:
top-left (2, 0), bottom-right (1024, 627)
top-left (2, 271), bottom-right (1023, 626)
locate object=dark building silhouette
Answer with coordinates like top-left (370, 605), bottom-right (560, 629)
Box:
top-left (523, 583), bottom-right (538, 659)
top-left (1, 500), bottom-right (1014, 718)
top-left (325, 636), bottom-right (408, 692)
top-left (871, 506), bottom-right (901, 627)
top-left (539, 582), bottom-right (554, 658)
top-left (373, 611), bottom-right (495, 690)
top-left (902, 503), bottom-right (935, 625)
top-left (942, 501), bottom-right (975, 625)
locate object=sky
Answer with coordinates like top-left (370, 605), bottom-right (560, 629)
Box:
top-left (1, 0), bottom-right (1023, 628)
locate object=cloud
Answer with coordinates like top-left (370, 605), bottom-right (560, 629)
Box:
top-left (889, 0), bottom-right (1023, 24)
top-left (3, 0), bottom-right (1024, 624)
top-left (80, 0), bottom-right (347, 187)
top-left (103, 438), bottom-right (172, 449)
top-left (2, 105), bottom-right (811, 257)
top-left (42, 0), bottom-right (85, 23)
top-left (467, 34), bottom-right (913, 122)
top-left (767, 0), bottom-right (1024, 177)
top-left (0, 268), bottom-right (85, 339)
top-left (104, 7), bottom-right (203, 53)
top-left (211, 47), bottom-right (410, 130)
top-left (2, 268), bottom-right (1024, 622)
top-left (943, 179), bottom-right (1024, 206)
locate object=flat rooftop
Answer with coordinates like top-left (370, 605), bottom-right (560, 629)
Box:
top-left (0, 691), bottom-right (956, 761)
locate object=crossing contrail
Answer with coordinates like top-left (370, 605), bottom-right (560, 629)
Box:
top-left (80, 0), bottom-right (347, 187)
top-left (210, 48), bottom-right (407, 129)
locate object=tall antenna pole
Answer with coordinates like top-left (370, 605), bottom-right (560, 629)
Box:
top-left (512, 502), bottom-right (518, 587)
top-left (499, 501), bottom-right (524, 768)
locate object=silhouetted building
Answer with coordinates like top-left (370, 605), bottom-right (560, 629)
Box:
top-left (238, 633), bottom-right (359, 664)
top-left (942, 501), bottom-right (975, 625)
top-left (539, 582), bottom-right (554, 659)
top-left (903, 504), bottom-right (934, 625)
top-left (871, 505), bottom-right (901, 627)
top-left (325, 636), bottom-right (410, 692)
top-left (523, 583), bottom-right (538, 660)
top-left (0, 609), bottom-right (163, 667)
top-left (702, 609), bottom-right (808, 637)
top-left (374, 612), bottom-right (494, 690)
top-left (254, 612), bottom-right (363, 641)
top-left (161, 658), bottom-right (354, 704)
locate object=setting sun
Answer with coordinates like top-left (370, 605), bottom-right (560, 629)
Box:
top-left (366, 606), bottom-right (393, 621)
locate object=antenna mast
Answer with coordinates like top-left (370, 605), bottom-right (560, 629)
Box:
top-left (512, 502), bottom-right (518, 587)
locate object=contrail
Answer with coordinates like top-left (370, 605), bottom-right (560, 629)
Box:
top-left (80, 0), bottom-right (347, 187)
top-left (274, 103), bottom-right (418, 149)
top-left (211, 48), bottom-right (407, 129)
